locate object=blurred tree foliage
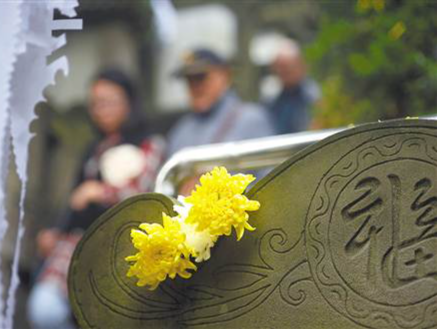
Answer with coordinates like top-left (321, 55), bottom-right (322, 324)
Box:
top-left (306, 0), bottom-right (437, 127)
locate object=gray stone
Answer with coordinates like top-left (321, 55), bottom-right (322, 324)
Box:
top-left (69, 119), bottom-right (437, 328)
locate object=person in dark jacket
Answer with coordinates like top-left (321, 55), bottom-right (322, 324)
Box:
top-left (267, 38), bottom-right (320, 135)
top-left (27, 69), bottom-right (164, 329)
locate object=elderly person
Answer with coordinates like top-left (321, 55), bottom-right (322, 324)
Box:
top-left (167, 48), bottom-right (274, 157)
top-left (267, 38), bottom-right (320, 134)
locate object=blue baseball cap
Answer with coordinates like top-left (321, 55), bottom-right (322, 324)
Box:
top-left (173, 48), bottom-right (228, 78)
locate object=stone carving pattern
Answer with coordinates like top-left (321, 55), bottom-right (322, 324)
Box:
top-left (73, 131), bottom-right (437, 328)
top-left (306, 133), bottom-right (437, 329)
top-left (86, 225), bottom-right (310, 326)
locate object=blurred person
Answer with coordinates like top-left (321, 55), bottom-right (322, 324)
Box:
top-left (27, 69), bottom-right (164, 329)
top-left (266, 38), bottom-right (320, 134)
top-left (167, 48), bottom-right (274, 156)
top-left (166, 48), bottom-right (274, 195)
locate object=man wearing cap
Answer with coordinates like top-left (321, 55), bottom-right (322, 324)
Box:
top-left (166, 48), bottom-right (275, 157)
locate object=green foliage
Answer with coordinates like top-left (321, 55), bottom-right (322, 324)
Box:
top-left (306, 0), bottom-right (437, 127)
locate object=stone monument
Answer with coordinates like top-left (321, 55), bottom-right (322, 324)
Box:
top-left (69, 119), bottom-right (437, 328)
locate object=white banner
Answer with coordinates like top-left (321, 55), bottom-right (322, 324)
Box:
top-left (0, 1), bottom-right (82, 327)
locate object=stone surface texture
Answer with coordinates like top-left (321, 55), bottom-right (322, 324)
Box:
top-left (69, 119), bottom-right (437, 328)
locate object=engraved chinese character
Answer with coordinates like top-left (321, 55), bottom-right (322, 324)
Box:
top-left (342, 175), bottom-right (437, 287)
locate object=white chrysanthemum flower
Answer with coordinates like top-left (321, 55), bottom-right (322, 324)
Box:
top-left (178, 220), bottom-right (217, 262)
top-left (174, 196), bottom-right (216, 263)
top-left (173, 196), bottom-right (192, 219)
top-left (100, 144), bottom-right (146, 188)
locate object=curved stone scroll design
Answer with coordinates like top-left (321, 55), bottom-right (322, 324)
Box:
top-left (179, 229), bottom-right (310, 326)
top-left (69, 194), bottom-right (311, 329)
top-left (69, 194), bottom-right (184, 328)
top-left (70, 120), bottom-right (437, 329)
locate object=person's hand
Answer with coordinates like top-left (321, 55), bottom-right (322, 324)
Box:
top-left (37, 228), bottom-right (61, 258)
top-left (69, 180), bottom-right (107, 211)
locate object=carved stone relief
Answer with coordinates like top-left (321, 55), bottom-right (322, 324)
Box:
top-left (69, 120), bottom-right (437, 328)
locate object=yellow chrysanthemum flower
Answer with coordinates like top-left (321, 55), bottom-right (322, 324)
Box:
top-left (184, 167), bottom-right (260, 240)
top-left (125, 213), bottom-right (197, 290)
top-left (126, 167), bottom-right (260, 289)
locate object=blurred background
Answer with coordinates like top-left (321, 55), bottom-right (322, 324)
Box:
top-left (3, 0), bottom-right (437, 327)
